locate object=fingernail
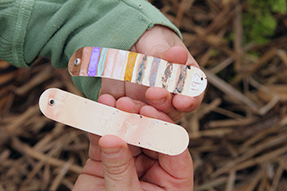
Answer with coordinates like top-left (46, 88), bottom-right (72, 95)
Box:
top-left (148, 97), bottom-right (166, 106)
top-left (131, 99), bottom-right (141, 106)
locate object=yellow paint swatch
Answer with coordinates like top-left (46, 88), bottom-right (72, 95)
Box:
top-left (124, 52), bottom-right (138, 81)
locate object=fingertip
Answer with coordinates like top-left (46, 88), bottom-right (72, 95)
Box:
top-left (88, 133), bottom-right (102, 161)
top-left (159, 148), bottom-right (193, 179)
top-left (161, 46), bottom-right (188, 64)
top-left (146, 87), bottom-right (169, 98)
top-left (187, 55), bottom-right (200, 68)
top-left (172, 94), bottom-right (203, 112)
top-left (145, 87), bottom-right (171, 108)
top-left (88, 133), bottom-right (101, 144)
top-left (100, 135), bottom-right (141, 157)
top-left (140, 105), bottom-right (173, 123)
top-left (116, 97), bottom-right (146, 114)
top-left (99, 135), bottom-right (126, 150)
top-left (146, 88), bottom-right (184, 121)
top-left (97, 94), bottom-right (116, 107)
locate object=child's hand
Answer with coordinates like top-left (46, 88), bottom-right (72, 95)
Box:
top-left (99, 26), bottom-right (204, 121)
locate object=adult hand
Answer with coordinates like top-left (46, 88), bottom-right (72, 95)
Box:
top-left (73, 94), bottom-right (194, 191)
top-left (99, 25), bottom-right (204, 121)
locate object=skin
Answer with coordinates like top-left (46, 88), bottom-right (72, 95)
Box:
top-left (99, 26), bottom-right (204, 121)
top-left (72, 26), bottom-right (202, 190)
top-left (73, 94), bottom-right (194, 191)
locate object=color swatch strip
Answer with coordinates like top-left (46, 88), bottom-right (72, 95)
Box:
top-left (68, 47), bottom-right (207, 97)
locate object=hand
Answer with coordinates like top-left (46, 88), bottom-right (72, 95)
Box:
top-left (72, 94), bottom-right (194, 191)
top-left (99, 25), bottom-right (204, 121)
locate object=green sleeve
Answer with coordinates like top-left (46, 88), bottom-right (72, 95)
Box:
top-left (0, 0), bottom-right (181, 101)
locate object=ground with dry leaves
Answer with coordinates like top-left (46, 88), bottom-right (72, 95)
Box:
top-left (1, 0), bottom-right (287, 190)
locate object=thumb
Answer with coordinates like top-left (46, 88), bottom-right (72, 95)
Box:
top-left (99, 135), bottom-right (142, 191)
top-left (159, 45), bottom-right (188, 64)
top-left (131, 26), bottom-right (194, 65)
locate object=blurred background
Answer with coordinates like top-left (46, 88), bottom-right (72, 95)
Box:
top-left (1, 0), bottom-right (287, 190)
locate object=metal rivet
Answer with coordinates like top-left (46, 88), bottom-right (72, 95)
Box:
top-left (74, 58), bottom-right (80, 66)
top-left (49, 98), bottom-right (55, 106)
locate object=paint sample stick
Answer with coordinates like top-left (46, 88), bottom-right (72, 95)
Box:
top-left (69, 47), bottom-right (207, 97)
top-left (39, 88), bottom-right (189, 156)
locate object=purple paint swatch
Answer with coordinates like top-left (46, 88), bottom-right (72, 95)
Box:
top-left (88, 47), bottom-right (101, 76)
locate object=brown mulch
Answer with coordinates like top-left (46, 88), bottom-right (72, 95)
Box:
top-left (1, 0), bottom-right (287, 190)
